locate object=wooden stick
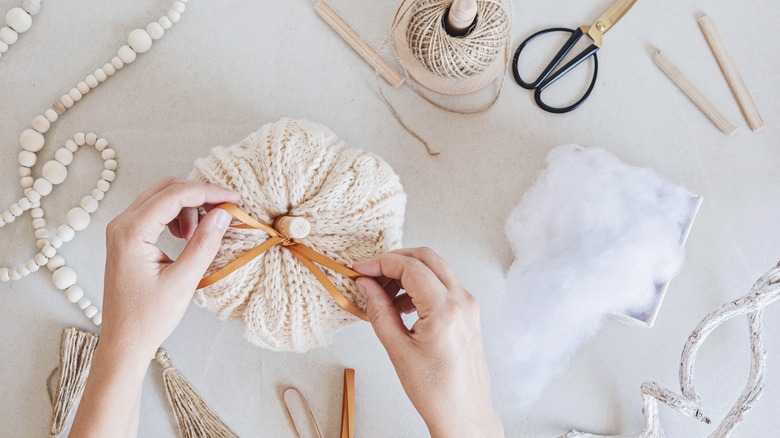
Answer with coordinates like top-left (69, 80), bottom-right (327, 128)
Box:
top-left (652, 50), bottom-right (738, 136)
top-left (314, 1), bottom-right (405, 88)
top-left (698, 15), bottom-right (764, 132)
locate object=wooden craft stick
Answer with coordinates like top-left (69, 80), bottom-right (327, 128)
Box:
top-left (652, 50), bottom-right (738, 136)
top-left (314, 0), bottom-right (405, 88)
top-left (698, 15), bottom-right (764, 132)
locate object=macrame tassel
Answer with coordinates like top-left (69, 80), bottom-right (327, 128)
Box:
top-left (48, 327), bottom-right (98, 438)
top-left (156, 349), bottom-right (238, 438)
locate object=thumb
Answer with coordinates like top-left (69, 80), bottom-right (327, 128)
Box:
top-left (169, 207), bottom-right (232, 285)
top-left (357, 277), bottom-right (409, 350)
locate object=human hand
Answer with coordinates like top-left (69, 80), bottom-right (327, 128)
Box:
top-left (353, 248), bottom-right (504, 438)
top-left (100, 177), bottom-right (239, 361)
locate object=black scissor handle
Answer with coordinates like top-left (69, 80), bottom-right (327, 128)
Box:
top-left (512, 27), bottom-right (600, 114)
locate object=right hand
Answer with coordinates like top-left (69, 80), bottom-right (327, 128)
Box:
top-left (353, 248), bottom-right (504, 438)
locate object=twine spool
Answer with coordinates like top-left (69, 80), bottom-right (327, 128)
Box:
top-left (406, 0), bottom-right (509, 79)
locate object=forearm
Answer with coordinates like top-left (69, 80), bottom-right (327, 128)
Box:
top-left (70, 342), bottom-right (150, 438)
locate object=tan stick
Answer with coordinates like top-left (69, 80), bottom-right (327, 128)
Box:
top-left (314, 1), bottom-right (405, 88)
top-left (652, 50), bottom-right (737, 136)
top-left (698, 15), bottom-right (764, 132)
top-left (446, 0), bottom-right (478, 35)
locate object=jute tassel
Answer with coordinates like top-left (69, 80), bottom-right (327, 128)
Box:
top-left (156, 349), bottom-right (239, 438)
top-left (48, 327), bottom-right (99, 437)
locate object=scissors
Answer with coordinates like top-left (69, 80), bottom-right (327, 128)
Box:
top-left (512, 0), bottom-right (638, 113)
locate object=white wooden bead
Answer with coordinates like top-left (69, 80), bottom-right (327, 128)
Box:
top-left (20, 176), bottom-right (33, 188)
top-left (159, 16), bottom-right (172, 29)
top-left (33, 178), bottom-right (52, 195)
top-left (97, 179), bottom-right (110, 192)
top-left (66, 207), bottom-right (90, 231)
top-left (77, 81), bottom-right (90, 94)
top-left (6, 8), bottom-right (32, 33)
top-left (118, 45), bottom-right (136, 64)
top-left (42, 160), bottom-right (67, 185)
top-left (103, 62), bottom-right (116, 76)
top-left (35, 253), bottom-right (48, 266)
top-left (27, 190), bottom-right (41, 204)
top-left (18, 198), bottom-right (31, 210)
top-left (17, 264), bottom-right (31, 277)
top-left (74, 132), bottom-right (85, 145)
top-left (65, 139), bottom-right (78, 152)
top-left (36, 238), bottom-right (47, 249)
top-left (44, 108), bottom-right (58, 122)
top-left (85, 74), bottom-right (99, 88)
top-left (101, 148), bottom-right (116, 160)
top-left (66, 286), bottom-right (84, 303)
top-left (20, 128), bottom-right (44, 152)
top-left (147, 22), bottom-right (164, 40)
top-left (31, 207), bottom-right (43, 218)
top-left (9, 203), bottom-right (22, 216)
top-left (47, 255), bottom-right (64, 271)
top-left (18, 150), bottom-right (36, 167)
top-left (77, 297), bottom-right (91, 310)
top-left (110, 56), bottom-right (124, 70)
top-left (128, 29), bottom-right (152, 53)
top-left (52, 266), bottom-right (77, 290)
top-left (84, 305), bottom-right (98, 318)
top-left (101, 169), bottom-right (116, 181)
top-left (92, 312), bottom-right (102, 325)
top-left (32, 115), bottom-right (50, 133)
top-left (167, 10), bottom-right (181, 22)
top-left (69, 88), bottom-right (82, 101)
top-left (172, 1), bottom-right (186, 13)
top-left (55, 148), bottom-right (73, 165)
top-left (22, 0), bottom-right (41, 16)
top-left (32, 218), bottom-right (46, 229)
top-left (26, 259), bottom-right (39, 272)
top-left (22, 187), bottom-right (32, 197)
top-left (50, 236), bottom-right (63, 248)
top-left (92, 188), bottom-right (105, 201)
top-left (0, 27), bottom-right (17, 45)
top-left (42, 244), bottom-right (56, 258)
top-left (1, 211), bottom-right (14, 223)
top-left (35, 228), bottom-right (48, 239)
top-left (94, 68), bottom-right (107, 82)
top-left (95, 138), bottom-right (108, 151)
top-left (80, 195), bottom-right (99, 213)
top-left (0, 217), bottom-right (5, 227)
top-left (86, 132), bottom-right (97, 145)
top-left (57, 224), bottom-right (75, 242)
top-left (60, 94), bottom-right (74, 108)
top-left (0, 268), bottom-right (9, 282)
top-left (10, 269), bottom-right (21, 281)
top-left (104, 159), bottom-right (117, 170)
top-left (18, 166), bottom-right (31, 177)
top-left (0, 40), bottom-right (7, 53)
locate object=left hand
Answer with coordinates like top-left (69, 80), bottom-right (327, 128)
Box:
top-left (99, 177), bottom-right (239, 360)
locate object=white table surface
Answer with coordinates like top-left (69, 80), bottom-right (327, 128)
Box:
top-left (1, 0), bottom-right (779, 436)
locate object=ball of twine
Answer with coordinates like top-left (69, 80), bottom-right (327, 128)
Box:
top-left (405, 0), bottom-right (510, 79)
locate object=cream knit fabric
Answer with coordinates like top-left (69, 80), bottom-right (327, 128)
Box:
top-left (189, 118), bottom-right (406, 352)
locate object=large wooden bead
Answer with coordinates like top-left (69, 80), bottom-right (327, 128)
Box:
top-left (55, 148), bottom-right (73, 165)
top-left (118, 45), bottom-right (136, 64)
top-left (6, 8), bottom-right (32, 33)
top-left (0, 26), bottom-right (17, 45)
top-left (18, 150), bottom-right (36, 167)
top-left (33, 178), bottom-right (52, 195)
top-left (66, 207), bottom-right (90, 231)
top-left (20, 128), bottom-right (44, 152)
top-left (66, 286), bottom-right (84, 303)
top-left (42, 160), bottom-right (67, 184)
top-left (52, 267), bottom-right (77, 290)
top-left (128, 29), bottom-right (152, 53)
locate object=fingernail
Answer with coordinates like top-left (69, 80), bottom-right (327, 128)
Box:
top-left (356, 277), bottom-right (369, 299)
top-left (215, 209), bottom-right (232, 231)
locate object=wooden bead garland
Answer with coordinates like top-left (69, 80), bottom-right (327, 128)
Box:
top-left (0, 0), bottom-right (190, 326)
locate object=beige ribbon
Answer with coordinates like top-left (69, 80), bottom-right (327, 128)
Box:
top-left (283, 369), bottom-right (357, 438)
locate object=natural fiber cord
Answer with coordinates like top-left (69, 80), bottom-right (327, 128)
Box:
top-left (48, 328), bottom-right (98, 437)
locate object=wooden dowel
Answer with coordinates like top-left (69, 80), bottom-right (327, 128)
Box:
top-left (698, 15), bottom-right (764, 132)
top-left (446, 0), bottom-right (478, 35)
top-left (314, 0), bottom-right (405, 88)
top-left (275, 216), bottom-right (311, 239)
top-left (652, 50), bottom-right (738, 136)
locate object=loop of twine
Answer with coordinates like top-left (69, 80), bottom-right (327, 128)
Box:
top-left (406, 0), bottom-right (510, 79)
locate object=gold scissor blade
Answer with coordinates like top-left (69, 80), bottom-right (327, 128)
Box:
top-left (585, 0), bottom-right (638, 45)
